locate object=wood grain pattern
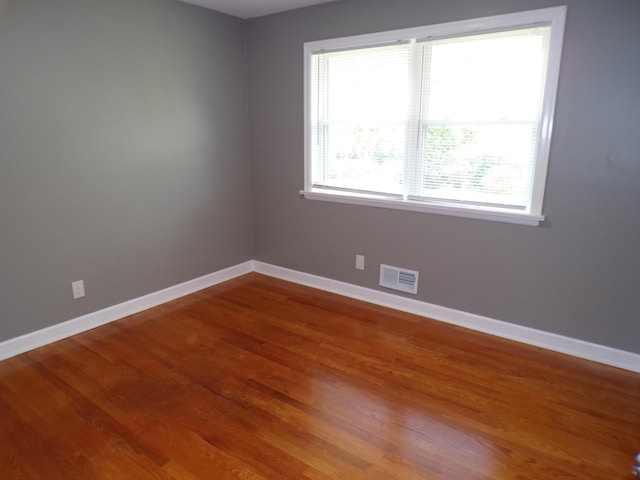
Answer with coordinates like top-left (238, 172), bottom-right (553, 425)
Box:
top-left (1, 273), bottom-right (638, 479)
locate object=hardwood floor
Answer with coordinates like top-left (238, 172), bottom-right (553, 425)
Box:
top-left (1, 273), bottom-right (638, 479)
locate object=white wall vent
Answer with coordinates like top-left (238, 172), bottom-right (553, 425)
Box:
top-left (379, 264), bottom-right (419, 295)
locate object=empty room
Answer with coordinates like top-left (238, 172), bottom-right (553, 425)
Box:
top-left (0, 0), bottom-right (639, 478)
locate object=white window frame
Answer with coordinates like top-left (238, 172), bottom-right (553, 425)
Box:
top-left (302, 6), bottom-right (567, 226)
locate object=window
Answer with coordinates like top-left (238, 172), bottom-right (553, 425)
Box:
top-left (302, 6), bottom-right (566, 226)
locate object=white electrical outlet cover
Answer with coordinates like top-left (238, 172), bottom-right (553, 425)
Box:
top-left (72, 280), bottom-right (85, 299)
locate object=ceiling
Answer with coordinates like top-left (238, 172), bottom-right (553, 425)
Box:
top-left (178, 0), bottom-right (341, 19)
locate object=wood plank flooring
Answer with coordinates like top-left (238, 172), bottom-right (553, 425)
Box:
top-left (0, 273), bottom-right (638, 479)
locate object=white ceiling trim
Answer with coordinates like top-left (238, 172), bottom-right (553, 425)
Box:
top-left (178, 0), bottom-right (340, 19)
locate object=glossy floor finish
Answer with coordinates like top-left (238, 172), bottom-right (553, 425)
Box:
top-left (1, 273), bottom-right (638, 479)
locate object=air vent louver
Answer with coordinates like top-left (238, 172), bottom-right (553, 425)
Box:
top-left (379, 264), bottom-right (419, 295)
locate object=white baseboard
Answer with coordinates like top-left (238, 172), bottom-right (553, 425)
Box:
top-left (0, 261), bottom-right (254, 362)
top-left (253, 261), bottom-right (640, 373)
top-left (2, 259), bottom-right (638, 374)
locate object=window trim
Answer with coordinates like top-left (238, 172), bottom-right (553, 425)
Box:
top-left (302, 6), bottom-right (567, 226)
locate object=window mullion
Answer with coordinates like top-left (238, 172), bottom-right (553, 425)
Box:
top-left (404, 41), bottom-right (428, 199)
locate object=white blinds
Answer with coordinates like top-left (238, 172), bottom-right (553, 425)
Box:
top-left (311, 25), bottom-right (553, 210)
top-left (411, 27), bottom-right (551, 209)
top-left (312, 43), bottom-right (411, 196)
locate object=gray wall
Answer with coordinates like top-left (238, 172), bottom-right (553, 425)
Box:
top-left (0, 0), bottom-right (253, 341)
top-left (248, 0), bottom-right (640, 354)
top-left (1, 0), bottom-right (638, 356)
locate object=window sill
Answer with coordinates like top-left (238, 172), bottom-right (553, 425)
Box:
top-left (300, 189), bottom-right (544, 226)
